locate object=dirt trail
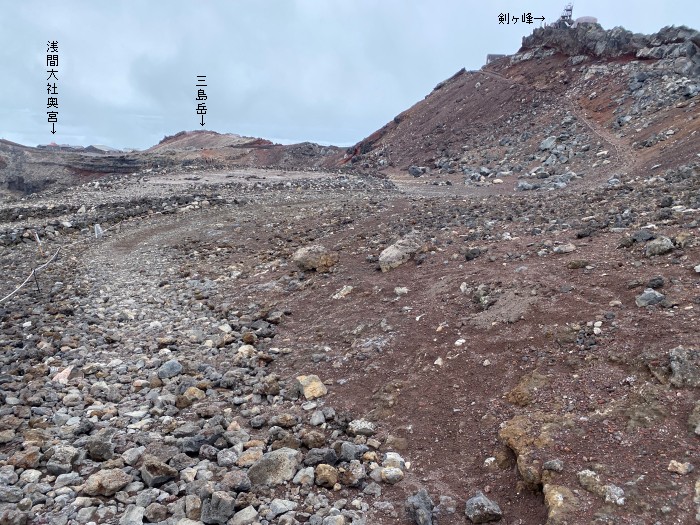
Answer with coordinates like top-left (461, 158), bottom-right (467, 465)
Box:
top-left (478, 68), bottom-right (641, 183)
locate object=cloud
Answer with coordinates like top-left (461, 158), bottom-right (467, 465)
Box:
top-left (1, 0), bottom-right (697, 149)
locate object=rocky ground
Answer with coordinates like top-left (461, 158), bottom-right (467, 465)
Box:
top-left (1, 21), bottom-right (700, 525)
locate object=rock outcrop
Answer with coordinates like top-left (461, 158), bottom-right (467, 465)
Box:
top-left (520, 24), bottom-right (700, 76)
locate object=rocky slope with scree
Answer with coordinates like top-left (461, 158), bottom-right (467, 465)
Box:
top-left (1, 22), bottom-right (700, 525)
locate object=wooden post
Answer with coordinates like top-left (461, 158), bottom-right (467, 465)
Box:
top-left (32, 269), bottom-right (41, 293)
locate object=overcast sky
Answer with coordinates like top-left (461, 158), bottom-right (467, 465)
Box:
top-left (1, 1), bottom-right (697, 150)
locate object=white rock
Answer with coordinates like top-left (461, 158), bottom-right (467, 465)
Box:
top-left (668, 460), bottom-right (694, 475)
top-left (553, 243), bottom-right (577, 254)
top-left (332, 285), bottom-right (353, 299)
top-left (378, 235), bottom-right (421, 272)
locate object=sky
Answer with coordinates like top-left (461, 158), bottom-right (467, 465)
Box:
top-left (1, 1), bottom-right (698, 150)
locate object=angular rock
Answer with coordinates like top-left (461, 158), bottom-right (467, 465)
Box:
top-left (269, 413), bottom-right (299, 428)
top-left (0, 486), bottom-right (23, 503)
top-left (119, 504), bottom-right (145, 525)
top-left (465, 491), bottom-right (502, 523)
top-left (338, 441), bottom-right (365, 462)
top-left (347, 419), bottom-right (376, 437)
top-left (54, 471), bottom-right (83, 488)
top-left (668, 460), bottom-right (694, 474)
top-left (322, 516), bottom-right (346, 525)
top-left (315, 464), bottom-right (339, 488)
top-left (185, 494), bottom-right (203, 520)
top-left (645, 236), bottom-right (674, 256)
top-left (0, 508), bottom-right (27, 525)
top-left (293, 374), bottom-right (327, 400)
top-left (543, 459), bottom-right (564, 472)
top-left (144, 502), bottom-right (168, 523)
top-left (8, 447), bottom-right (41, 470)
top-left (604, 484), bottom-right (625, 506)
top-left (632, 229), bottom-right (655, 243)
top-left (216, 448), bottom-right (239, 468)
top-left (158, 359), bottom-right (183, 379)
top-left (46, 444), bottom-right (79, 475)
top-left (379, 235), bottom-right (422, 272)
top-left (230, 505), bottom-right (258, 525)
top-left (269, 498), bottom-right (297, 518)
top-left (304, 447), bottom-right (338, 466)
top-left (543, 484), bottom-right (578, 524)
top-left (236, 447), bottom-right (263, 467)
top-left (177, 386), bottom-right (206, 408)
top-left (408, 166), bottom-right (425, 177)
top-left (338, 459), bottom-right (366, 487)
top-left (310, 410), bottom-right (326, 426)
top-left (406, 488), bottom-right (434, 525)
top-left (292, 245), bottom-right (339, 273)
top-left (0, 469), bottom-right (17, 489)
top-left (86, 428), bottom-right (116, 461)
top-left (83, 469), bottom-right (132, 496)
top-left (181, 435), bottom-right (207, 454)
top-left (553, 243), bottom-right (576, 254)
top-left (292, 466), bottom-right (315, 487)
top-left (577, 469), bottom-right (602, 493)
top-left (539, 136), bottom-right (557, 151)
top-left (122, 446), bottom-right (145, 466)
top-left (247, 447), bottom-right (302, 486)
top-left (635, 288), bottom-right (665, 307)
top-left (141, 458), bottom-right (178, 487)
top-left (201, 491), bottom-right (236, 525)
top-left (220, 470), bottom-right (252, 492)
top-left (383, 451), bottom-right (406, 469)
top-left (669, 347), bottom-right (700, 388)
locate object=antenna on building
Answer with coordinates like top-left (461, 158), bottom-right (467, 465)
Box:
top-left (560, 3), bottom-right (574, 25)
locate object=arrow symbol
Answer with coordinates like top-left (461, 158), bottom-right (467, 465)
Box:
top-left (51, 122), bottom-right (56, 134)
top-left (200, 114), bottom-right (205, 127)
top-left (534, 16), bottom-right (545, 21)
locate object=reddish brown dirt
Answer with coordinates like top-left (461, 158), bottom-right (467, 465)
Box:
top-left (161, 174), bottom-right (700, 523)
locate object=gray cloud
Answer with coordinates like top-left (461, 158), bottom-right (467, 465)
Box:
top-left (1, 0), bottom-right (697, 149)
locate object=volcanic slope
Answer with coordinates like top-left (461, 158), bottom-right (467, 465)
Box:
top-left (0, 131), bottom-right (344, 199)
top-left (346, 24), bottom-right (700, 197)
top-left (1, 23), bottom-right (700, 525)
